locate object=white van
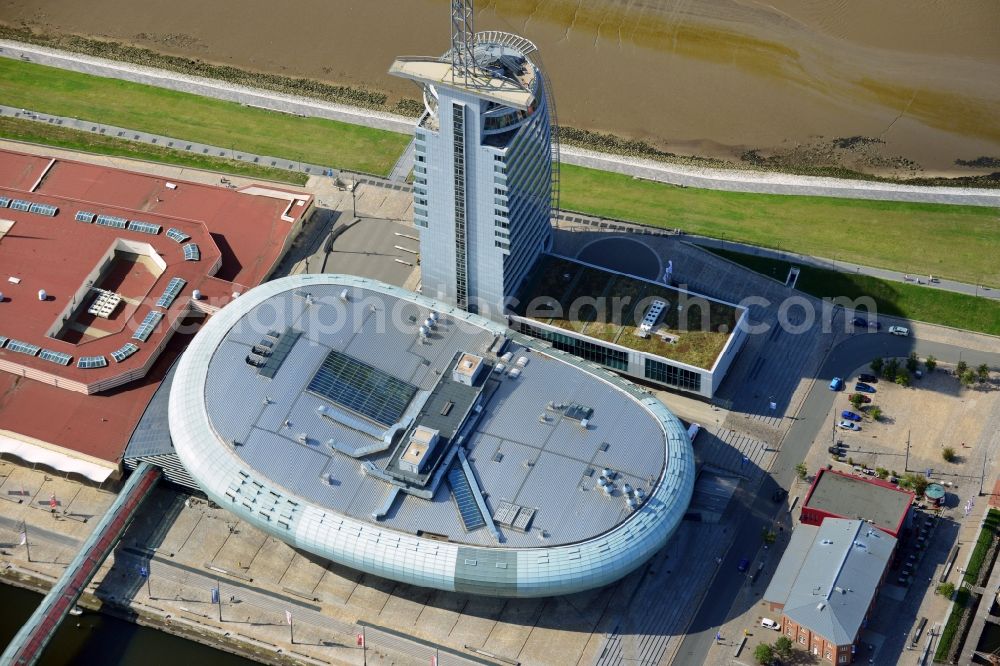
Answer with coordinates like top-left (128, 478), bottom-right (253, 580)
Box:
top-left (761, 618), bottom-right (781, 631)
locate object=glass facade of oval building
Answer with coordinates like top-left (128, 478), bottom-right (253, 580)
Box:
top-left (168, 275), bottom-right (695, 598)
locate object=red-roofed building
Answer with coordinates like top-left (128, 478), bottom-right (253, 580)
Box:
top-left (0, 149), bottom-right (313, 480)
top-left (800, 468), bottom-right (914, 538)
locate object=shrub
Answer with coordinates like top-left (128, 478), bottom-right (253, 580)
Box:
top-left (906, 352), bottom-right (920, 373)
top-left (961, 370), bottom-right (977, 386)
top-left (943, 447), bottom-right (957, 462)
top-left (884, 358), bottom-right (901, 381)
top-left (936, 582), bottom-right (955, 598)
top-left (795, 462), bottom-right (808, 480)
top-left (978, 363), bottom-right (991, 383)
top-left (876, 467), bottom-right (889, 479)
top-left (925, 355), bottom-right (937, 373)
top-left (896, 370), bottom-right (911, 387)
top-left (870, 406), bottom-right (883, 421)
top-left (957, 360), bottom-right (969, 375)
top-left (870, 357), bottom-right (885, 376)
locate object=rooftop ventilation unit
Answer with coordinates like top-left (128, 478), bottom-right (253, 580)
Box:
top-left (817, 602), bottom-right (826, 611)
top-left (339, 289), bottom-right (349, 302)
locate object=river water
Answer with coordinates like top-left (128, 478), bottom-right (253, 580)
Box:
top-left (1, 0), bottom-right (997, 175)
top-left (0, 584), bottom-right (257, 666)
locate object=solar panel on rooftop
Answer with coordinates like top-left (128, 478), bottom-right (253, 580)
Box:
top-left (111, 343), bottom-right (139, 363)
top-left (307, 350), bottom-right (418, 427)
top-left (5, 339), bottom-right (40, 356)
top-left (77, 355), bottom-right (108, 369)
top-left (166, 228), bottom-right (190, 243)
top-left (29, 203), bottom-right (58, 217)
top-left (75, 211), bottom-right (96, 223)
top-left (182, 243), bottom-right (200, 261)
top-left (132, 311), bottom-right (164, 342)
top-left (155, 277), bottom-right (187, 308)
top-left (96, 214), bottom-right (127, 229)
top-left (38, 349), bottom-right (72, 366)
top-left (0, 197), bottom-right (10, 208)
top-left (128, 220), bottom-right (161, 235)
top-left (10, 200), bottom-right (31, 212)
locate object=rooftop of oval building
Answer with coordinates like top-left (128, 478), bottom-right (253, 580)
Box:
top-left (168, 275), bottom-right (695, 595)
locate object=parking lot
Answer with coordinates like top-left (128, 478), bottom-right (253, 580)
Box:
top-left (816, 361), bottom-right (999, 494)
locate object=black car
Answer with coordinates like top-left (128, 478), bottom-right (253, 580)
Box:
top-left (858, 373), bottom-right (878, 383)
top-left (828, 445), bottom-right (845, 455)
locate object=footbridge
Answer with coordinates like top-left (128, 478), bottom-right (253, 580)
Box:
top-left (0, 462), bottom-right (161, 666)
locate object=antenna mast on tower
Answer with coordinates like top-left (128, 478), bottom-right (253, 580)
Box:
top-left (450, 0), bottom-right (476, 85)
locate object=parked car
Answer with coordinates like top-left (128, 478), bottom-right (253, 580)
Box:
top-left (761, 618), bottom-right (781, 631)
top-left (849, 393), bottom-right (872, 404)
top-left (841, 410), bottom-right (862, 422)
top-left (889, 325), bottom-right (909, 336)
top-left (855, 382), bottom-right (876, 393)
top-left (828, 445), bottom-right (845, 455)
top-left (829, 377), bottom-right (844, 391)
top-left (737, 557), bottom-right (750, 572)
top-left (858, 373), bottom-right (878, 383)
top-left (838, 420), bottom-right (861, 431)
top-left (852, 317), bottom-right (881, 330)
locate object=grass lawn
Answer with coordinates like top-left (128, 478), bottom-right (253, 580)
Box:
top-left (0, 58), bottom-right (410, 176)
top-left (706, 247), bottom-right (1000, 336)
top-left (0, 117), bottom-right (308, 185)
top-left (559, 163), bottom-right (1000, 287)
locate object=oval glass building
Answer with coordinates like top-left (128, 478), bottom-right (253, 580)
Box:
top-left (169, 275), bottom-right (694, 597)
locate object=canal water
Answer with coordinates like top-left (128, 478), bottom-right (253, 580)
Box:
top-left (0, 584), bottom-right (257, 665)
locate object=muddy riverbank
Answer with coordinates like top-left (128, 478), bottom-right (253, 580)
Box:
top-left (0, 0), bottom-right (997, 177)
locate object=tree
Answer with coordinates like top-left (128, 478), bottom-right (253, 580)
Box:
top-left (925, 355), bottom-right (937, 373)
top-left (775, 636), bottom-right (793, 659)
top-left (936, 582), bottom-right (956, 598)
top-left (870, 405), bottom-right (883, 421)
top-left (943, 447), bottom-right (956, 463)
top-left (977, 363), bottom-right (991, 384)
top-left (876, 467), bottom-right (889, 479)
top-left (961, 370), bottom-right (977, 387)
top-left (754, 643), bottom-right (775, 665)
top-left (906, 352), bottom-right (919, 374)
top-left (895, 370), bottom-right (911, 387)
top-left (902, 473), bottom-right (930, 497)
top-left (957, 360), bottom-right (969, 376)
top-left (761, 527), bottom-right (777, 545)
top-left (884, 358), bottom-right (901, 381)
top-left (870, 356), bottom-right (885, 377)
top-left (795, 462), bottom-right (808, 480)
top-left (850, 393), bottom-right (865, 410)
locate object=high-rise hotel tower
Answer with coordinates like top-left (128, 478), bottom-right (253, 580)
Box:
top-left (390, 1), bottom-right (557, 319)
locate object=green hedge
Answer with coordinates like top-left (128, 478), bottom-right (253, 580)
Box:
top-left (964, 509), bottom-right (1000, 586)
top-left (934, 588), bottom-right (971, 662)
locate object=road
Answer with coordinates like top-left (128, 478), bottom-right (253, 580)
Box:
top-left (3, 40), bottom-right (999, 207)
top-left (675, 332), bottom-right (1000, 665)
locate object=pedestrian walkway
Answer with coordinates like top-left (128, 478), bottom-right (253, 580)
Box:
top-left (691, 235), bottom-right (1000, 301)
top-left (0, 104), bottom-right (337, 179)
top-left (1, 462), bottom-right (161, 666)
top-left (3, 39), bottom-right (998, 207)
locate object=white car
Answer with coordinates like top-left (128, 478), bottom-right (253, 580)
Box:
top-left (761, 618), bottom-right (781, 630)
top-left (889, 325), bottom-right (909, 336)
top-left (838, 420), bottom-right (861, 431)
